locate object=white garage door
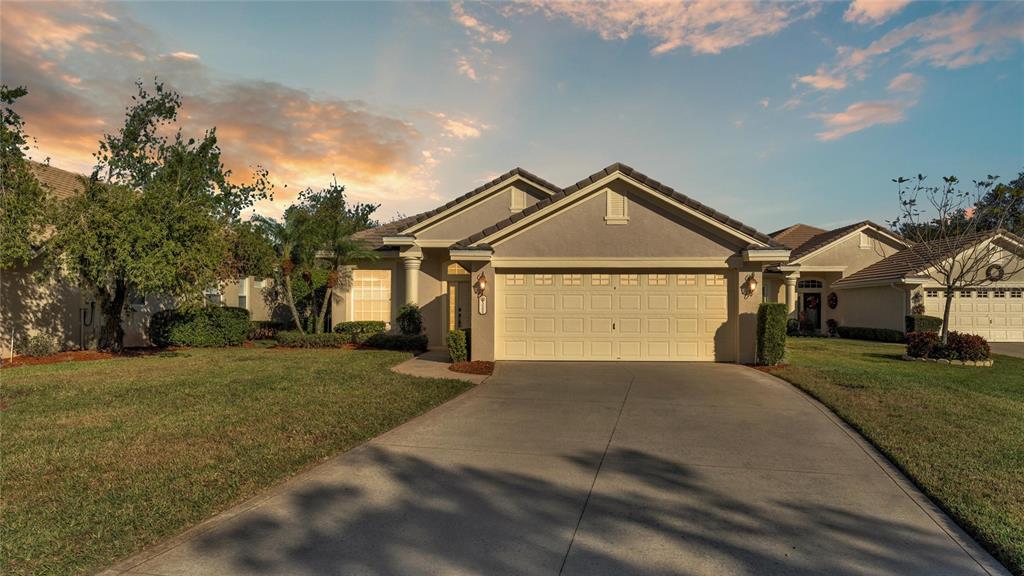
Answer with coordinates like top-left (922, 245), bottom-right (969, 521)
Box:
top-left (923, 286), bottom-right (1024, 342)
top-left (497, 272), bottom-right (729, 361)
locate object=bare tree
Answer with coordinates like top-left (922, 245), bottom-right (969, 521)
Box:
top-left (891, 174), bottom-right (1024, 342)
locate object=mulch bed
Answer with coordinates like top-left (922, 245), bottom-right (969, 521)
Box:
top-left (449, 361), bottom-right (495, 375)
top-left (0, 347), bottom-right (176, 369)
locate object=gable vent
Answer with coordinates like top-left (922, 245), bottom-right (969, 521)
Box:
top-left (605, 188), bottom-right (628, 224)
top-left (510, 187), bottom-right (526, 212)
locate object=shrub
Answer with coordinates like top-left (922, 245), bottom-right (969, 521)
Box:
top-left (276, 331), bottom-right (348, 348)
top-left (248, 321), bottom-right (283, 341)
top-left (756, 303), bottom-right (787, 366)
top-left (906, 331), bottom-right (940, 358)
top-left (364, 333), bottom-right (429, 352)
top-left (447, 330), bottom-right (468, 363)
top-left (150, 306), bottom-right (251, 348)
top-left (396, 304), bottom-right (423, 335)
top-left (334, 320), bottom-right (387, 344)
top-left (905, 314), bottom-right (943, 334)
top-left (836, 326), bottom-right (906, 343)
top-left (786, 318), bottom-right (799, 336)
top-left (18, 332), bottom-right (59, 357)
top-left (825, 318), bottom-right (839, 337)
top-left (945, 331), bottom-right (990, 361)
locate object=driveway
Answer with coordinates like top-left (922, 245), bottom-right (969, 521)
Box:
top-left (105, 362), bottom-right (1007, 576)
top-left (991, 342), bottom-right (1024, 359)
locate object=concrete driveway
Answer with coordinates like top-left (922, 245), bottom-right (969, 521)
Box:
top-left (990, 342), bottom-right (1024, 358)
top-left (105, 362), bottom-right (1007, 576)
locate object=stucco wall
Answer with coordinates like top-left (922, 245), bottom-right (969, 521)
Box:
top-left (220, 277), bottom-right (276, 322)
top-left (415, 182), bottom-right (550, 242)
top-left (798, 228), bottom-right (904, 271)
top-left (469, 260), bottom-right (495, 361)
top-left (835, 285), bottom-right (909, 332)
top-left (492, 181), bottom-right (744, 259)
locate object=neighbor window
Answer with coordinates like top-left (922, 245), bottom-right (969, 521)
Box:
top-left (203, 288), bottom-right (222, 305)
top-left (534, 274), bottom-right (553, 286)
top-left (648, 274), bottom-right (667, 286)
top-left (238, 279), bottom-right (249, 310)
top-left (562, 274), bottom-right (582, 286)
top-left (677, 274), bottom-right (696, 286)
top-left (505, 274), bottom-right (525, 286)
top-left (620, 274), bottom-right (639, 286)
top-left (591, 274), bottom-right (610, 286)
top-left (706, 274), bottom-right (726, 287)
top-left (351, 269), bottom-right (391, 322)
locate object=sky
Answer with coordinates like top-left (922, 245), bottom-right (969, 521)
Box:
top-left (3, 0), bottom-right (1022, 232)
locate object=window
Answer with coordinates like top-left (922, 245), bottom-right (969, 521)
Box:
top-left (605, 189), bottom-right (628, 224)
top-left (510, 187), bottom-right (526, 212)
top-left (677, 274), bottom-right (696, 286)
top-left (959, 290), bottom-right (972, 298)
top-left (591, 274), bottom-right (610, 286)
top-left (351, 269), bottom-right (391, 322)
top-left (620, 274), bottom-right (639, 286)
top-left (505, 274), bottom-right (525, 286)
top-left (203, 288), bottom-right (222, 305)
top-left (797, 279), bottom-right (823, 289)
top-left (648, 274), bottom-right (667, 286)
top-left (446, 262), bottom-right (470, 277)
top-left (976, 290), bottom-right (989, 298)
top-left (534, 274), bottom-right (553, 286)
top-left (238, 279), bottom-right (249, 310)
top-left (706, 274), bottom-right (726, 287)
top-left (993, 289), bottom-right (1006, 298)
top-left (562, 274), bottom-right (582, 286)
top-left (925, 289), bottom-right (939, 298)
top-left (1011, 288), bottom-right (1023, 299)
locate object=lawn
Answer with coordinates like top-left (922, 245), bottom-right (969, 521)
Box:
top-left (769, 338), bottom-right (1024, 575)
top-left (0, 347), bottom-right (472, 576)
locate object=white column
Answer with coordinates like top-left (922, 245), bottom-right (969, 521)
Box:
top-left (784, 274), bottom-right (798, 315)
top-left (403, 256), bottom-right (422, 305)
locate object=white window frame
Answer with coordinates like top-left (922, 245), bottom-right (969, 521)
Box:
top-left (350, 269), bottom-right (392, 323)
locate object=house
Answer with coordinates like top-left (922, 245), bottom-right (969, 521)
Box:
top-left (761, 221), bottom-right (911, 332)
top-left (0, 162), bottom-right (274, 357)
top-left (339, 163), bottom-right (791, 363)
top-left (832, 230), bottom-right (1024, 341)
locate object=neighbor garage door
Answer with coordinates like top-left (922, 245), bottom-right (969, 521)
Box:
top-left (923, 286), bottom-right (1024, 342)
top-left (497, 272), bottom-right (729, 361)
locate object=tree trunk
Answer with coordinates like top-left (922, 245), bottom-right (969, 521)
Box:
top-left (282, 273), bottom-right (304, 334)
top-left (96, 281), bottom-right (127, 352)
top-left (940, 287), bottom-right (955, 344)
top-left (315, 266), bottom-right (337, 334)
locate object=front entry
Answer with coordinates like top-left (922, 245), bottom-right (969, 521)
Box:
top-left (801, 292), bottom-right (822, 331)
top-left (447, 281), bottom-right (472, 332)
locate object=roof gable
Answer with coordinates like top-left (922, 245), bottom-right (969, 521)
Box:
top-left (770, 223), bottom-right (826, 250)
top-left (789, 220), bottom-right (908, 263)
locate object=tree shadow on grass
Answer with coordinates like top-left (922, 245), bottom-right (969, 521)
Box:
top-left (179, 446), bottom-right (980, 576)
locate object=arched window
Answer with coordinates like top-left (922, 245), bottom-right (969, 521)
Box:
top-left (797, 279), bottom-right (823, 289)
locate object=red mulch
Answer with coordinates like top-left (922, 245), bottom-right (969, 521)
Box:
top-left (0, 347), bottom-right (179, 369)
top-left (449, 361), bottom-right (495, 375)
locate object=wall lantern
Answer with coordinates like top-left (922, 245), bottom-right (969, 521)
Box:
top-left (741, 273), bottom-right (758, 299)
top-left (474, 273), bottom-right (488, 315)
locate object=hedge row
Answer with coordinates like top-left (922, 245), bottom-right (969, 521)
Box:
top-left (150, 306), bottom-right (251, 347)
top-left (276, 331), bottom-right (349, 348)
top-left (334, 321), bottom-right (387, 344)
top-left (365, 333), bottom-right (429, 352)
top-left (835, 325), bottom-right (906, 343)
top-left (905, 314), bottom-right (943, 334)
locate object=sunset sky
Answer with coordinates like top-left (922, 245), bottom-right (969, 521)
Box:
top-left (3, 1), bottom-right (1022, 230)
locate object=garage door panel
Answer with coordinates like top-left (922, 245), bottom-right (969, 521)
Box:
top-left (498, 272), bottom-right (729, 360)
top-left (924, 287), bottom-right (1023, 343)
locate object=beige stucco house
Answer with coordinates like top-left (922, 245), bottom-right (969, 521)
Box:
top-left (338, 163), bottom-right (792, 363)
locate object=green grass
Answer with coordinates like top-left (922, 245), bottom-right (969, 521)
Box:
top-left (0, 347), bottom-right (472, 576)
top-left (769, 338), bottom-right (1024, 575)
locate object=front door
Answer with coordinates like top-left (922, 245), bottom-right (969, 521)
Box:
top-left (448, 281), bottom-right (471, 331)
top-left (802, 292), bottom-right (822, 331)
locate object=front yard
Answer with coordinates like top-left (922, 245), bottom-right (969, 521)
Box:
top-left (770, 339), bottom-right (1024, 575)
top-left (0, 347), bottom-right (472, 576)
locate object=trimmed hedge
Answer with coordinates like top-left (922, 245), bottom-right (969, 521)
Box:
top-left (150, 306), bottom-right (251, 348)
top-left (447, 330), bottom-right (468, 363)
top-left (397, 304), bottom-right (424, 336)
top-left (905, 314), bottom-right (943, 334)
top-left (276, 331), bottom-right (348, 348)
top-left (334, 321), bottom-right (386, 344)
top-left (757, 303), bottom-right (788, 366)
top-left (906, 330), bottom-right (990, 361)
top-left (836, 325), bottom-right (906, 343)
top-left (364, 333), bottom-right (429, 352)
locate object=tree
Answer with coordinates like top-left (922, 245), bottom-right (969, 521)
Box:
top-left (251, 207), bottom-right (314, 333)
top-left (297, 179), bottom-right (378, 333)
top-left (48, 81), bottom-right (270, 351)
top-left (0, 86), bottom-right (50, 269)
top-left (891, 173), bottom-right (1024, 342)
top-left (972, 172), bottom-right (1023, 235)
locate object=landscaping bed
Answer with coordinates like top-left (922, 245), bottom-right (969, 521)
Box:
top-left (767, 338), bottom-right (1024, 574)
top-left (0, 347), bottom-right (471, 576)
top-left (449, 360), bottom-right (494, 375)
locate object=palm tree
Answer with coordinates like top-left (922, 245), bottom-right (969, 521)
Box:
top-left (251, 209), bottom-right (313, 334)
top-left (313, 235), bottom-right (377, 333)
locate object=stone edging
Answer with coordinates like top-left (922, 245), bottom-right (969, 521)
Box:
top-left (901, 354), bottom-right (993, 367)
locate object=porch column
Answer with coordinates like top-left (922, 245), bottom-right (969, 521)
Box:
top-left (402, 256), bottom-right (421, 305)
top-left (784, 273), bottom-right (799, 315)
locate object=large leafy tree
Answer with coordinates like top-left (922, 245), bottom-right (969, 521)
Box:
top-left (48, 81), bottom-right (270, 351)
top-left (972, 172), bottom-right (1023, 236)
top-left (0, 86), bottom-right (50, 269)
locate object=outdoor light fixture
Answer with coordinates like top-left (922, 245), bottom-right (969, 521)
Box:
top-left (474, 273), bottom-right (488, 315)
top-left (742, 273), bottom-right (758, 299)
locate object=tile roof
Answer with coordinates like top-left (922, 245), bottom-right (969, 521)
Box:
top-left (455, 162), bottom-right (782, 249)
top-left (831, 229), bottom-right (1018, 287)
top-left (788, 220), bottom-right (904, 261)
top-left (770, 223), bottom-right (826, 250)
top-left (29, 161), bottom-right (88, 200)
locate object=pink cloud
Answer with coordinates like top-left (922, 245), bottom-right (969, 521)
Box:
top-left (451, 1), bottom-right (510, 44)
top-left (167, 51), bottom-right (200, 61)
top-left (887, 72), bottom-right (924, 93)
top-left (797, 68), bottom-right (847, 90)
top-left (843, 0), bottom-right (911, 25)
top-left (814, 99), bottom-right (911, 141)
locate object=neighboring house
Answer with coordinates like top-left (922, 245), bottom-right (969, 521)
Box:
top-left (831, 230), bottom-right (1024, 342)
top-left (762, 221), bottom-right (911, 333)
top-left (340, 163), bottom-right (791, 363)
top-left (0, 162), bottom-right (272, 357)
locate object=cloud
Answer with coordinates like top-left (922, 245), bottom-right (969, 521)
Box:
top-left (814, 99), bottom-right (911, 141)
top-left (0, 2), bottom-right (488, 218)
top-left (844, 0), bottom-right (911, 25)
top-left (759, 97), bottom-right (771, 109)
top-left (456, 55), bottom-right (478, 81)
top-left (887, 71), bottom-right (924, 93)
top-left (451, 1), bottom-right (510, 44)
top-left (796, 68), bottom-right (847, 90)
top-left (507, 0), bottom-right (819, 55)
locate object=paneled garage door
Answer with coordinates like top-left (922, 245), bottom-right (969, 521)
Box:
top-left (497, 272), bottom-right (729, 361)
top-left (923, 286), bottom-right (1024, 342)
